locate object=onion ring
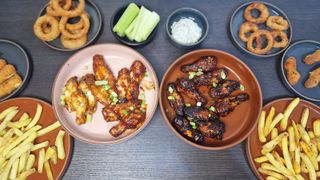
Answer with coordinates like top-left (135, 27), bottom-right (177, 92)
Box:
top-left (52, 0), bottom-right (85, 17)
top-left (271, 30), bottom-right (288, 48)
top-left (66, 18), bottom-right (84, 31)
top-left (266, 16), bottom-right (289, 31)
top-left (33, 15), bottom-right (60, 41)
top-left (247, 30), bottom-right (274, 55)
top-left (239, 22), bottom-right (259, 42)
top-left (59, 12), bottom-right (90, 39)
top-left (244, 3), bottom-right (269, 24)
top-left (46, 0), bottom-right (72, 16)
top-left (61, 34), bottom-right (87, 49)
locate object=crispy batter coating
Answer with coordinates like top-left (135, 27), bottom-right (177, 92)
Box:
top-left (284, 56), bottom-right (301, 86)
top-left (0, 74), bottom-right (22, 97)
top-left (0, 64), bottom-right (16, 84)
top-left (305, 67), bottom-right (320, 88)
top-left (304, 50), bottom-right (320, 65)
top-left (0, 59), bottom-right (6, 70)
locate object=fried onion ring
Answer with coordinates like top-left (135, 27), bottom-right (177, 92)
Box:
top-left (46, 0), bottom-right (72, 16)
top-left (66, 18), bottom-right (85, 31)
top-left (247, 30), bottom-right (274, 55)
top-left (61, 34), bottom-right (87, 49)
top-left (266, 16), bottom-right (289, 31)
top-left (271, 30), bottom-right (288, 48)
top-left (52, 0), bottom-right (85, 17)
top-left (59, 12), bottom-right (90, 39)
top-left (33, 15), bottom-right (60, 41)
top-left (244, 3), bottom-right (269, 24)
top-left (239, 22), bottom-right (259, 42)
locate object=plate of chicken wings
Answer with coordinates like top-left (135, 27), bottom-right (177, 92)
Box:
top-left (52, 43), bottom-right (158, 144)
top-left (160, 49), bottom-right (262, 150)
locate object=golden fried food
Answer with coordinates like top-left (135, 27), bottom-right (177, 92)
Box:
top-left (66, 19), bottom-right (85, 31)
top-left (247, 30), bottom-right (274, 55)
top-left (59, 12), bottom-right (90, 39)
top-left (60, 34), bottom-right (87, 49)
top-left (239, 22), bottom-right (259, 42)
top-left (271, 30), bottom-right (288, 48)
top-left (129, 60), bottom-right (146, 99)
top-left (62, 77), bottom-right (78, 112)
top-left (305, 67), bottom-right (320, 88)
top-left (46, 0), bottom-right (72, 16)
top-left (244, 3), bottom-right (269, 24)
top-left (0, 59), bottom-right (6, 69)
top-left (284, 56), bottom-right (301, 86)
top-left (0, 64), bottom-right (16, 84)
top-left (51, 0), bottom-right (85, 17)
top-left (116, 68), bottom-right (132, 102)
top-left (93, 54), bottom-right (116, 88)
top-left (0, 74), bottom-right (22, 97)
top-left (79, 75), bottom-right (97, 115)
top-left (304, 49), bottom-right (320, 65)
top-left (266, 16), bottom-right (289, 31)
top-left (33, 15), bottom-right (60, 41)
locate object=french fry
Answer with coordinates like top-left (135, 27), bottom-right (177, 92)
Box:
top-left (300, 141), bottom-right (318, 170)
top-left (293, 147), bottom-right (301, 174)
top-left (313, 119), bottom-right (320, 137)
top-left (16, 168), bottom-right (35, 180)
top-left (258, 111), bottom-right (266, 143)
top-left (254, 156), bottom-right (268, 163)
top-left (288, 126), bottom-right (296, 152)
top-left (301, 161), bottom-right (308, 173)
top-left (12, 128), bottom-right (23, 136)
top-left (9, 158), bottom-right (19, 179)
top-left (301, 108), bottom-right (309, 128)
top-left (50, 146), bottom-right (58, 165)
top-left (264, 107), bottom-right (275, 137)
top-left (272, 151), bottom-right (285, 166)
top-left (262, 133), bottom-right (288, 154)
top-left (271, 128), bottom-right (278, 140)
top-left (317, 171), bottom-right (320, 177)
top-left (301, 153), bottom-right (317, 180)
top-left (45, 146), bottom-right (56, 161)
top-left (44, 161), bottom-right (54, 180)
top-left (6, 132), bottom-right (37, 158)
top-left (266, 176), bottom-right (279, 180)
top-left (258, 167), bottom-right (285, 179)
top-left (38, 148), bottom-right (45, 173)
top-left (31, 141), bottom-right (49, 151)
top-left (265, 153), bottom-right (293, 176)
top-left (261, 163), bottom-right (282, 173)
top-left (18, 152), bottom-right (28, 173)
top-left (25, 104), bottom-right (43, 130)
top-left (37, 121), bottom-right (61, 137)
top-left (0, 109), bottom-right (18, 132)
top-left (7, 117), bottom-right (31, 129)
top-left (295, 174), bottom-right (305, 180)
top-left (298, 124), bottom-right (311, 143)
top-left (280, 98), bottom-right (300, 131)
top-left (0, 106), bottom-right (18, 120)
top-left (292, 121), bottom-right (301, 145)
top-left (55, 130), bottom-right (65, 160)
top-left (281, 136), bottom-right (294, 174)
top-left (268, 113), bottom-right (284, 134)
top-left (309, 131), bottom-right (315, 139)
top-left (25, 154), bottom-right (35, 170)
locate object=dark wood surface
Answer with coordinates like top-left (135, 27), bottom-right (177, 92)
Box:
top-left (1, 0), bottom-right (320, 179)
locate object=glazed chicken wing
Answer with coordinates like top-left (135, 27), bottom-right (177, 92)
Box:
top-left (172, 116), bottom-right (204, 143)
top-left (184, 106), bottom-right (217, 122)
top-left (198, 118), bottom-right (225, 140)
top-left (79, 74), bottom-right (97, 115)
top-left (209, 80), bottom-right (240, 98)
top-left (176, 78), bottom-right (206, 104)
top-left (211, 93), bottom-right (249, 117)
top-left (116, 68), bottom-right (132, 102)
top-left (93, 54), bottom-right (116, 88)
top-left (63, 77), bottom-right (79, 112)
top-left (102, 100), bottom-right (142, 122)
top-left (193, 68), bottom-right (228, 86)
top-left (180, 56), bottom-right (217, 73)
top-left (129, 60), bottom-right (146, 99)
top-left (167, 83), bottom-right (185, 116)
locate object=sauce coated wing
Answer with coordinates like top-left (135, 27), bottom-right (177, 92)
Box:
top-left (193, 68), bottom-right (228, 86)
top-left (167, 83), bottom-right (185, 116)
top-left (180, 56), bottom-right (217, 73)
top-left (172, 116), bottom-right (204, 143)
top-left (79, 74), bottom-right (97, 115)
top-left (211, 93), bottom-right (249, 117)
top-left (209, 80), bottom-right (240, 98)
top-left (129, 60), bottom-right (146, 99)
top-left (116, 68), bottom-right (132, 102)
top-left (176, 78), bottom-right (206, 104)
top-left (93, 54), bottom-right (116, 88)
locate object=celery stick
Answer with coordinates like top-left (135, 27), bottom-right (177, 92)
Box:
top-left (113, 3), bottom-right (140, 37)
top-left (125, 18), bottom-right (137, 37)
top-left (131, 6), bottom-right (145, 41)
top-left (134, 7), bottom-right (151, 42)
top-left (140, 11), bottom-right (160, 41)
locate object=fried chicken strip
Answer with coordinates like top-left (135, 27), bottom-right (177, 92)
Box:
top-left (0, 74), bottom-right (22, 97)
top-left (304, 49), bottom-right (320, 64)
top-left (305, 67), bottom-right (320, 88)
top-left (0, 64), bottom-right (16, 84)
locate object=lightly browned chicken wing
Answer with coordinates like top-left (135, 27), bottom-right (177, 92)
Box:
top-left (129, 60), bottom-right (146, 99)
top-left (102, 100), bottom-right (142, 122)
top-left (167, 83), bottom-right (185, 116)
top-left (79, 74), bottom-right (97, 115)
top-left (93, 54), bottom-right (116, 88)
top-left (180, 56), bottom-right (217, 73)
top-left (176, 78), bottom-right (206, 104)
top-left (209, 80), bottom-right (240, 98)
top-left (192, 68), bottom-right (228, 86)
top-left (116, 68), bottom-right (132, 102)
top-left (210, 93), bottom-right (249, 117)
top-left (198, 118), bottom-right (225, 140)
top-left (172, 116), bottom-right (204, 143)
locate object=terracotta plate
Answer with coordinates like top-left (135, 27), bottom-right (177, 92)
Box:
top-left (0, 97), bottom-right (72, 180)
top-left (246, 98), bottom-right (320, 179)
top-left (52, 43), bottom-right (159, 144)
top-left (159, 49), bottom-right (262, 150)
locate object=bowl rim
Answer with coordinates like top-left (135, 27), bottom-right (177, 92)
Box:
top-left (51, 43), bottom-right (159, 144)
top-left (0, 96), bottom-right (73, 180)
top-left (110, 3), bottom-right (159, 47)
top-left (0, 39), bottom-right (31, 102)
top-left (165, 7), bottom-right (209, 47)
top-left (280, 39), bottom-right (320, 102)
top-left (229, 1), bottom-right (293, 58)
top-left (159, 49), bottom-right (263, 150)
top-left (245, 97), bottom-right (320, 179)
top-left (37, 0), bottom-right (102, 52)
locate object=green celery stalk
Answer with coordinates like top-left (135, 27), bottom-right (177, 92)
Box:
top-left (113, 3), bottom-right (140, 37)
top-left (140, 11), bottom-right (160, 41)
top-left (125, 17), bottom-right (137, 40)
top-left (134, 6), bottom-right (151, 42)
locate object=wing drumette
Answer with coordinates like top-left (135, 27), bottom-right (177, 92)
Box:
top-left (167, 83), bottom-right (185, 116)
top-left (193, 68), bottom-right (228, 86)
top-left (102, 100), bottom-right (142, 122)
top-left (116, 68), bottom-right (132, 103)
top-left (176, 78), bottom-right (206, 104)
top-left (79, 74), bottom-right (97, 115)
top-left (172, 116), bottom-right (204, 143)
top-left (129, 60), bottom-right (146, 99)
top-left (209, 80), bottom-right (240, 98)
top-left (180, 56), bottom-right (217, 73)
top-left (198, 118), bottom-right (225, 140)
top-left (210, 93), bottom-right (249, 117)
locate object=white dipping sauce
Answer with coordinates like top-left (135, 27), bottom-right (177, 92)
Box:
top-left (171, 17), bottom-right (202, 45)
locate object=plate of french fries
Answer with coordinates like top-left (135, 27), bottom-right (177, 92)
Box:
top-left (0, 97), bottom-right (72, 180)
top-left (246, 97), bottom-right (320, 180)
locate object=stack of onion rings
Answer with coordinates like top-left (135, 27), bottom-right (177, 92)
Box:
top-left (33, 0), bottom-right (90, 49)
top-left (238, 2), bottom-right (290, 55)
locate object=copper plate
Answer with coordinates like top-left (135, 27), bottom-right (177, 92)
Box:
top-left (246, 98), bottom-right (320, 179)
top-left (159, 49), bottom-right (262, 150)
top-left (0, 97), bottom-right (72, 180)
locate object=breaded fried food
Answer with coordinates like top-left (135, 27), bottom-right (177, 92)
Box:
top-left (304, 49), bottom-right (320, 65)
top-left (284, 56), bottom-right (301, 86)
top-left (0, 64), bottom-right (16, 84)
top-left (305, 67), bottom-right (320, 88)
top-left (0, 59), bottom-right (6, 69)
top-left (0, 74), bottom-right (22, 97)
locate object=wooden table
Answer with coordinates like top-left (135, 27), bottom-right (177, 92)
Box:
top-left (1, 0), bottom-right (319, 179)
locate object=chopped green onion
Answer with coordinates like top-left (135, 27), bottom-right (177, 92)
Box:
top-left (140, 108), bottom-right (146, 113)
top-left (121, 110), bottom-right (129, 115)
top-left (221, 71), bottom-right (226, 79)
top-left (139, 93), bottom-right (145, 100)
top-left (86, 114), bottom-right (93, 123)
top-left (196, 71), bottom-right (203, 76)
top-left (185, 103), bottom-right (191, 107)
top-left (196, 102), bottom-right (202, 107)
top-left (212, 82), bottom-right (217, 88)
top-left (60, 95), bottom-right (65, 106)
top-left (95, 80), bottom-right (108, 86)
top-left (209, 106), bottom-right (216, 112)
top-left (103, 84), bottom-right (111, 90)
top-left (144, 72), bottom-right (149, 77)
top-left (188, 72), bottom-right (196, 79)
top-left (198, 69), bottom-right (203, 72)
top-left (168, 96), bottom-right (175, 100)
top-left (168, 86), bottom-right (174, 93)
top-left (190, 122), bottom-right (197, 129)
top-left (240, 84), bottom-right (245, 91)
